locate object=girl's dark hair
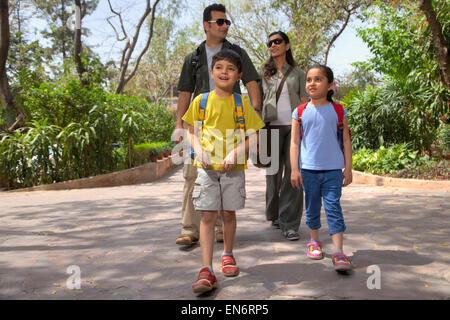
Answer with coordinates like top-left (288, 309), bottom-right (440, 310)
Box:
top-left (306, 64), bottom-right (335, 102)
top-left (211, 49), bottom-right (242, 73)
top-left (263, 31), bottom-right (297, 81)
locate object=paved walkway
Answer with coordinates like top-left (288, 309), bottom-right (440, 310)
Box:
top-left (0, 166), bottom-right (449, 300)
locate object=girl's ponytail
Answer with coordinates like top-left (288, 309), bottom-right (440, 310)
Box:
top-left (327, 89), bottom-right (334, 102)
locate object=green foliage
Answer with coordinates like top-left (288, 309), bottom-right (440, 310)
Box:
top-left (344, 0), bottom-right (450, 153)
top-left (273, 0), bottom-right (379, 67)
top-left (0, 80), bottom-right (175, 189)
top-left (132, 141), bottom-right (175, 166)
top-left (335, 65), bottom-right (380, 100)
top-left (437, 121), bottom-right (450, 155)
top-left (353, 143), bottom-right (428, 174)
top-left (357, 0), bottom-right (449, 83)
top-left (23, 81), bottom-right (107, 128)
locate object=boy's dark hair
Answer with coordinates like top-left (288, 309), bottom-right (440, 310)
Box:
top-left (306, 64), bottom-right (335, 102)
top-left (211, 49), bottom-right (242, 73)
top-left (203, 3), bottom-right (226, 22)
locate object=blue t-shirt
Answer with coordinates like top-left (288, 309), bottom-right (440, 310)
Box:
top-left (292, 102), bottom-right (348, 170)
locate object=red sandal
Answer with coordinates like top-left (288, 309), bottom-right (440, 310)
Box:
top-left (192, 267), bottom-right (218, 294)
top-left (221, 255), bottom-right (239, 277)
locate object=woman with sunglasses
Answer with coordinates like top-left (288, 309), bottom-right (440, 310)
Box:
top-left (259, 31), bottom-right (307, 241)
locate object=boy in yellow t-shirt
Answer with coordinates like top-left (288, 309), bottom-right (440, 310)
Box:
top-left (183, 49), bottom-right (264, 294)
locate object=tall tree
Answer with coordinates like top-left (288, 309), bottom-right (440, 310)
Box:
top-left (8, 0), bottom-right (46, 78)
top-left (32, 0), bottom-right (98, 74)
top-left (224, 0), bottom-right (287, 67)
top-left (0, 0), bottom-right (25, 131)
top-left (73, 0), bottom-right (87, 85)
top-left (126, 10), bottom-right (197, 103)
top-left (419, 0), bottom-right (450, 89)
top-left (274, 0), bottom-right (379, 67)
top-left (107, 0), bottom-right (161, 94)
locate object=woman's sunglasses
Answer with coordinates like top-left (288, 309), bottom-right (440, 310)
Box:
top-left (267, 38), bottom-right (284, 48)
top-left (208, 19), bottom-right (232, 26)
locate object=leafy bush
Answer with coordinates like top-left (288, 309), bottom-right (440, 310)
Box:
top-left (353, 143), bottom-right (428, 175)
top-left (437, 121), bottom-right (450, 155)
top-left (0, 80), bottom-right (175, 189)
top-left (348, 1), bottom-right (450, 153)
top-left (132, 141), bottom-right (175, 166)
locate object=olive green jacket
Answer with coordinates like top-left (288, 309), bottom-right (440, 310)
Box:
top-left (259, 62), bottom-right (307, 122)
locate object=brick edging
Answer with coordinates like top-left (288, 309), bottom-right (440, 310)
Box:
top-left (353, 170), bottom-right (449, 191)
top-left (8, 156), bottom-right (181, 192)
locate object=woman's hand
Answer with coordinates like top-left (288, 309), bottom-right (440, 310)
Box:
top-left (291, 170), bottom-right (303, 189)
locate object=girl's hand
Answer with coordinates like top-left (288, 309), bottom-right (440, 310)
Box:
top-left (291, 170), bottom-right (303, 189)
top-left (343, 168), bottom-right (352, 187)
top-left (221, 150), bottom-right (237, 171)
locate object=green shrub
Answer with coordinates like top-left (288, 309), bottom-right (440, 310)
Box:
top-left (437, 122), bottom-right (450, 155)
top-left (353, 143), bottom-right (428, 174)
top-left (1, 80), bottom-right (176, 189)
top-left (132, 141), bottom-right (175, 166)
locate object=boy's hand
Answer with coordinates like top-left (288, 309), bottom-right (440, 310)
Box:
top-left (291, 170), bottom-right (303, 189)
top-left (199, 150), bottom-right (211, 168)
top-left (222, 150), bottom-right (237, 171)
top-left (343, 168), bottom-right (352, 187)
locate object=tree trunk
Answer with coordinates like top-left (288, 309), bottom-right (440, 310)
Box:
top-left (419, 0), bottom-right (450, 89)
top-left (74, 0), bottom-right (87, 86)
top-left (112, 0), bottom-right (160, 94)
top-left (0, 0), bottom-right (13, 111)
top-left (0, 0), bottom-right (25, 131)
top-left (324, 10), bottom-right (351, 66)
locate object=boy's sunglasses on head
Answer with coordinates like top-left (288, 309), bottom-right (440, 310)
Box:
top-left (208, 19), bottom-right (231, 26)
top-left (267, 38), bottom-right (284, 48)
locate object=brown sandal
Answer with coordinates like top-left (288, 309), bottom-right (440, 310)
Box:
top-left (175, 234), bottom-right (198, 245)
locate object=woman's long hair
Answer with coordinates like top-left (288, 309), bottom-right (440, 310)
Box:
top-left (263, 31), bottom-right (297, 81)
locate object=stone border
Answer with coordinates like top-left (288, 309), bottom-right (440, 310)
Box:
top-left (353, 170), bottom-right (449, 191)
top-left (8, 156), bottom-right (181, 192)
top-left (4, 161), bottom-right (449, 192)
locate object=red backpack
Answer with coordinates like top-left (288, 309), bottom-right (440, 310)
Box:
top-left (297, 102), bottom-right (350, 152)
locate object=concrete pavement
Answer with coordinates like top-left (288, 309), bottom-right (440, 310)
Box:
top-left (0, 165), bottom-right (449, 300)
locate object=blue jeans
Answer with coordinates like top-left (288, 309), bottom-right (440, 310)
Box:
top-left (301, 169), bottom-right (346, 235)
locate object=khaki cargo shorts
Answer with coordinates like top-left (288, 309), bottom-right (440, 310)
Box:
top-left (193, 168), bottom-right (246, 211)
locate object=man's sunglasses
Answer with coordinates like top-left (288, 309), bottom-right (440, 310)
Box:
top-left (267, 38), bottom-right (284, 48)
top-left (208, 19), bottom-right (231, 26)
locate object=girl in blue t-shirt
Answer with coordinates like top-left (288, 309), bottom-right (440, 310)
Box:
top-left (290, 64), bottom-right (353, 272)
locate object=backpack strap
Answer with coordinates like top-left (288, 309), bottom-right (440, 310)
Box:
top-left (332, 103), bottom-right (345, 152)
top-left (298, 102), bottom-right (349, 152)
top-left (233, 92), bottom-right (245, 132)
top-left (233, 92), bottom-right (248, 164)
top-left (197, 92), bottom-right (210, 145)
top-left (332, 103), bottom-right (344, 131)
top-left (191, 92), bottom-right (247, 160)
top-left (198, 92), bottom-right (209, 125)
top-left (297, 102), bottom-right (308, 140)
top-left (189, 92), bottom-right (209, 160)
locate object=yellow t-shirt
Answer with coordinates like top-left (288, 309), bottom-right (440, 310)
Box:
top-left (182, 91), bottom-right (265, 170)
